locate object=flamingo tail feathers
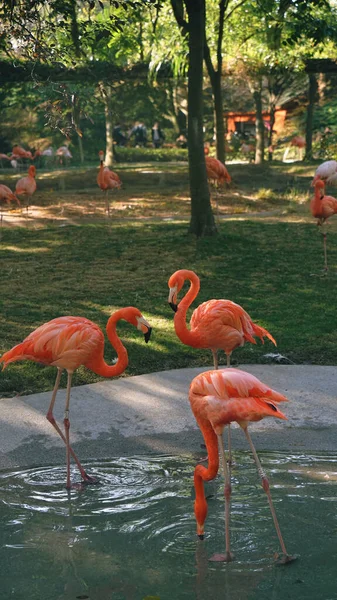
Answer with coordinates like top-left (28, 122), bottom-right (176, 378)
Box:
top-left (252, 324), bottom-right (277, 346)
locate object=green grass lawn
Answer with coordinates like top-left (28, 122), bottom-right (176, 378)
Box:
top-left (1, 200), bottom-right (337, 397)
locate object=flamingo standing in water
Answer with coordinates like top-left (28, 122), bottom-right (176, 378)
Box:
top-left (15, 165), bottom-right (36, 214)
top-left (0, 308), bottom-right (152, 489)
top-left (189, 368), bottom-right (294, 563)
top-left (168, 269), bottom-right (276, 461)
top-left (310, 179), bottom-right (337, 272)
top-left (97, 150), bottom-right (122, 217)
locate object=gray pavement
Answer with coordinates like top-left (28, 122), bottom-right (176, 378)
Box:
top-left (0, 364), bottom-right (336, 471)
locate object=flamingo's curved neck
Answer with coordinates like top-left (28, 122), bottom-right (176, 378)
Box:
top-left (193, 418), bottom-right (219, 535)
top-left (89, 311), bottom-right (128, 377)
top-left (174, 272), bottom-right (200, 346)
top-left (313, 184), bottom-right (323, 215)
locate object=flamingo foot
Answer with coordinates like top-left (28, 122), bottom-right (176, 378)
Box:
top-left (274, 553), bottom-right (298, 566)
top-left (209, 551), bottom-right (234, 562)
top-left (81, 474), bottom-right (100, 486)
top-left (67, 476), bottom-right (100, 491)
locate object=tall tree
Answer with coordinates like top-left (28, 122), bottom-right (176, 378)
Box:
top-left (171, 0), bottom-right (216, 236)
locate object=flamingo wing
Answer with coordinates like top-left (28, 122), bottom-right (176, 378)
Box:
top-left (189, 368), bottom-right (288, 433)
top-left (0, 316), bottom-right (104, 371)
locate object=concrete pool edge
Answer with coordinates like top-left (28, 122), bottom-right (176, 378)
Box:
top-left (1, 364), bottom-right (336, 470)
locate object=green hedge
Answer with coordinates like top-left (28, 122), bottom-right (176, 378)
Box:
top-left (114, 146), bottom-right (188, 162)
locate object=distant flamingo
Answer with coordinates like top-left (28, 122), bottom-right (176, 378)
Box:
top-left (240, 143), bottom-right (255, 162)
top-left (0, 184), bottom-right (20, 207)
top-left (189, 368), bottom-right (294, 563)
top-left (168, 269), bottom-right (276, 462)
top-left (205, 157), bottom-right (231, 217)
top-left (0, 184), bottom-right (20, 238)
top-left (56, 146), bottom-right (72, 166)
top-left (312, 160), bottom-right (337, 190)
top-left (12, 145), bottom-right (34, 160)
top-left (310, 179), bottom-right (337, 272)
top-left (97, 150), bottom-right (122, 216)
top-left (15, 165), bottom-right (36, 214)
top-left (0, 308), bottom-right (152, 489)
top-left (0, 153), bottom-right (12, 165)
top-left (283, 135), bottom-right (306, 161)
top-left (205, 157), bottom-right (231, 187)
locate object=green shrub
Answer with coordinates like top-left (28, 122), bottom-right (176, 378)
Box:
top-left (114, 146), bottom-right (188, 162)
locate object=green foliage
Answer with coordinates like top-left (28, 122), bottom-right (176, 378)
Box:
top-left (115, 146), bottom-right (188, 162)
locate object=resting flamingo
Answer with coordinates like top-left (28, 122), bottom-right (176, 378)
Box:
top-left (189, 368), bottom-right (294, 563)
top-left (15, 165), bottom-right (37, 214)
top-left (168, 269), bottom-right (276, 461)
top-left (0, 184), bottom-right (20, 207)
top-left (97, 150), bottom-right (122, 217)
top-left (310, 179), bottom-right (337, 272)
top-left (0, 308), bottom-right (152, 489)
top-left (312, 160), bottom-right (337, 191)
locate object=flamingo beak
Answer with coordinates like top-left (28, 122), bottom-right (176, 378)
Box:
top-left (168, 286), bottom-right (178, 312)
top-left (137, 316), bottom-right (152, 343)
top-left (144, 327), bottom-right (152, 343)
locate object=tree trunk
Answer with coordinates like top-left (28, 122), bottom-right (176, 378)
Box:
top-left (253, 85), bottom-right (264, 164)
top-left (213, 71), bottom-right (225, 163)
top-left (185, 0), bottom-right (216, 236)
top-left (267, 104), bottom-right (276, 162)
top-left (305, 73), bottom-right (317, 161)
top-left (103, 85), bottom-right (114, 167)
top-left (77, 134), bottom-right (84, 164)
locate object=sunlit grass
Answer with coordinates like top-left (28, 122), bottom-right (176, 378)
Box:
top-left (1, 160), bottom-right (335, 397)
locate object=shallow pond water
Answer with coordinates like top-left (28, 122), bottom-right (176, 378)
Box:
top-left (0, 452), bottom-right (336, 600)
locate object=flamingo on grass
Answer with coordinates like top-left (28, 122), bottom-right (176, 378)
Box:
top-left (205, 157), bottom-right (231, 218)
top-left (168, 269), bottom-right (276, 462)
top-left (0, 184), bottom-right (20, 238)
top-left (311, 160), bottom-right (337, 191)
top-left (0, 308), bottom-right (152, 489)
top-left (189, 368), bottom-right (294, 564)
top-left (15, 165), bottom-right (37, 214)
top-left (310, 179), bottom-right (337, 273)
top-left (97, 150), bottom-right (122, 217)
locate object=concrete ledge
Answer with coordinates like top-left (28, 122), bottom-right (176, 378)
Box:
top-left (1, 365), bottom-right (336, 470)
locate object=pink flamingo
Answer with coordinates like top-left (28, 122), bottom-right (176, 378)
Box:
top-left (312, 160), bottom-right (337, 191)
top-left (15, 165), bottom-right (37, 214)
top-left (0, 184), bottom-right (20, 237)
top-left (0, 308), bottom-right (152, 489)
top-left (97, 150), bottom-right (122, 216)
top-left (168, 269), bottom-right (276, 462)
top-left (189, 368), bottom-right (294, 563)
top-left (310, 179), bottom-right (337, 272)
top-left (0, 184), bottom-right (20, 207)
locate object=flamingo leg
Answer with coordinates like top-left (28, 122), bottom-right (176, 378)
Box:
top-left (243, 427), bottom-right (295, 563)
top-left (64, 371), bottom-right (73, 489)
top-left (212, 350), bottom-right (218, 370)
top-left (322, 230), bottom-right (328, 272)
top-left (46, 368), bottom-right (96, 486)
top-left (105, 190), bottom-right (110, 217)
top-left (226, 353), bottom-right (232, 468)
top-left (217, 433), bottom-right (233, 562)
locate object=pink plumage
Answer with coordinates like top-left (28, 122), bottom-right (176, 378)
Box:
top-left (15, 165), bottom-right (37, 197)
top-left (205, 157), bottom-right (231, 186)
top-left (0, 184), bottom-right (20, 206)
